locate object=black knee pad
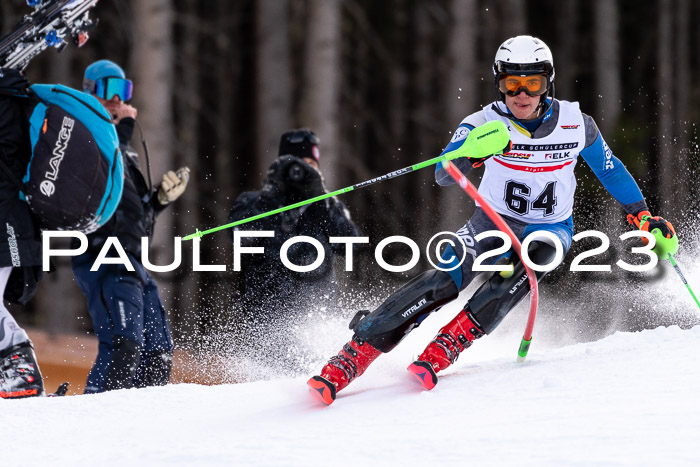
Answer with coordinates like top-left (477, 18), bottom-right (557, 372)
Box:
top-left (354, 269), bottom-right (459, 352)
top-left (104, 335), bottom-right (141, 392)
top-left (468, 240), bottom-right (558, 334)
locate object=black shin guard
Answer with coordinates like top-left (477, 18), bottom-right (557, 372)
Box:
top-left (468, 240), bottom-right (558, 334)
top-left (104, 335), bottom-right (141, 392)
top-left (353, 269), bottom-right (459, 352)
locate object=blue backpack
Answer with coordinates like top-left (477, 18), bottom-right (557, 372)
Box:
top-left (23, 84), bottom-right (124, 233)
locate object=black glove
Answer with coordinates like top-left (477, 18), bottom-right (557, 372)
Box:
top-left (259, 156), bottom-right (298, 206)
top-left (267, 155), bottom-right (299, 182)
top-left (626, 210), bottom-right (676, 244)
top-left (0, 68), bottom-right (29, 96)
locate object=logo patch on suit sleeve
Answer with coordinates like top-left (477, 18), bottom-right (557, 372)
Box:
top-left (450, 126), bottom-right (470, 143)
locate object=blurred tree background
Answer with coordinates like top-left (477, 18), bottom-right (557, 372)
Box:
top-left (2, 0), bottom-right (699, 348)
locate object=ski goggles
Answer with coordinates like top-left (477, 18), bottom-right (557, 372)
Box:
top-left (286, 130), bottom-right (320, 145)
top-left (498, 73), bottom-right (548, 97)
top-left (93, 77), bottom-right (133, 101)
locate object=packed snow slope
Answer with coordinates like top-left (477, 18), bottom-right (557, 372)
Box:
top-left (4, 320), bottom-right (700, 466)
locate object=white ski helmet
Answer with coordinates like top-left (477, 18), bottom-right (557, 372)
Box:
top-left (493, 35), bottom-right (554, 102)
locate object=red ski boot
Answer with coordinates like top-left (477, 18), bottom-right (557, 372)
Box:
top-left (408, 309), bottom-right (484, 390)
top-left (307, 337), bottom-right (382, 405)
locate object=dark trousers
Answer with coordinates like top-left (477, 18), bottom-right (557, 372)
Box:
top-left (72, 252), bottom-right (173, 393)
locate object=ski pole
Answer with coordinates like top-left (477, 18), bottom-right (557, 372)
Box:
top-left (644, 222), bottom-right (696, 309)
top-left (182, 120), bottom-right (510, 241)
top-left (440, 159), bottom-right (539, 362)
top-left (667, 253), bottom-right (700, 310)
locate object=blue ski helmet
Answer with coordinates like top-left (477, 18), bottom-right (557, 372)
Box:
top-left (83, 60), bottom-right (133, 101)
top-left (83, 60), bottom-right (125, 89)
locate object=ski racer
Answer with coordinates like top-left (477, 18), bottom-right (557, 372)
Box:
top-left (308, 35), bottom-right (678, 405)
top-left (71, 60), bottom-right (189, 393)
top-left (0, 68), bottom-right (45, 399)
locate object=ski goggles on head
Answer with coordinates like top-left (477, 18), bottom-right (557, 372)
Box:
top-left (498, 73), bottom-right (548, 97)
top-left (279, 129), bottom-right (321, 161)
top-left (286, 130), bottom-right (320, 145)
top-left (93, 77), bottom-right (133, 101)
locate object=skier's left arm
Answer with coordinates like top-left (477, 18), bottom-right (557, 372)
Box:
top-left (580, 114), bottom-right (676, 244)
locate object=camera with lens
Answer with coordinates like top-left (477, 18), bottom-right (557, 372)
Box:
top-left (263, 155), bottom-right (325, 204)
top-left (285, 158), bottom-right (322, 202)
top-left (287, 157), bottom-right (325, 200)
top-left (287, 161), bottom-right (308, 184)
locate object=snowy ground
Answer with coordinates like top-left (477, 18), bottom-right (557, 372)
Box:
top-left (4, 317), bottom-right (700, 466)
top-left (4, 243), bottom-right (700, 466)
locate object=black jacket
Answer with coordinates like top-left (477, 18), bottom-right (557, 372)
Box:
top-left (0, 69), bottom-right (44, 304)
top-left (81, 118), bottom-right (166, 257)
top-left (229, 157), bottom-right (362, 312)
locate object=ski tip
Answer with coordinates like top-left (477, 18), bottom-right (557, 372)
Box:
top-left (48, 382), bottom-right (70, 397)
top-left (307, 376), bottom-right (336, 406)
top-left (407, 360), bottom-right (438, 390)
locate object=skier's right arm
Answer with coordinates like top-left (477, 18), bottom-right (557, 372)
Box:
top-left (435, 125), bottom-right (475, 186)
top-left (435, 112), bottom-right (490, 185)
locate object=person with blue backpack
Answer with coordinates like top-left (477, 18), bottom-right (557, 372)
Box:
top-left (0, 68), bottom-right (46, 399)
top-left (71, 60), bottom-right (190, 393)
top-left (0, 58), bottom-right (127, 398)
